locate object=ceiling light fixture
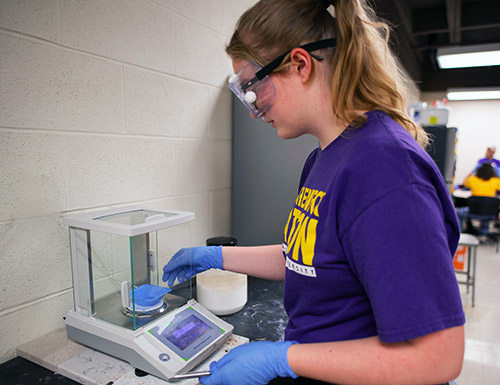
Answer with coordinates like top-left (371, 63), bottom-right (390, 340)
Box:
top-left (437, 43), bottom-right (500, 69)
top-left (446, 88), bottom-right (500, 101)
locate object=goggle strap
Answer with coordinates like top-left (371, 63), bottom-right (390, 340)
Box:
top-left (255, 38), bottom-right (337, 80)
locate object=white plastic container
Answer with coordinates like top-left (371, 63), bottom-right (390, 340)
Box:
top-left (196, 270), bottom-right (247, 316)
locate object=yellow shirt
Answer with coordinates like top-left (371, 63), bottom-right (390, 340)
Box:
top-left (464, 176), bottom-right (500, 197)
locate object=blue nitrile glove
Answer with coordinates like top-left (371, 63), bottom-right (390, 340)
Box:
top-left (200, 341), bottom-right (298, 385)
top-left (162, 246), bottom-right (223, 287)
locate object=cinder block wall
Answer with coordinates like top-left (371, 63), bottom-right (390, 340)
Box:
top-left (0, 0), bottom-right (256, 363)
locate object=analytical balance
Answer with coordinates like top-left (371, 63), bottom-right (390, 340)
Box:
top-left (63, 206), bottom-right (233, 381)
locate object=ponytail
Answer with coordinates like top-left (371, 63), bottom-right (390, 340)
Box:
top-left (332, 0), bottom-right (428, 147)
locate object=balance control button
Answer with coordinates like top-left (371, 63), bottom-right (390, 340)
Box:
top-left (159, 353), bottom-right (170, 362)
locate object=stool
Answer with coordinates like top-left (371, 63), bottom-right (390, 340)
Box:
top-left (453, 233), bottom-right (480, 306)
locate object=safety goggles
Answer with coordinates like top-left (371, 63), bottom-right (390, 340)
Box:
top-left (228, 38), bottom-right (336, 118)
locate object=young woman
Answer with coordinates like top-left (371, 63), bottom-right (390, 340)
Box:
top-left (464, 163), bottom-right (500, 197)
top-left (163, 1), bottom-right (465, 384)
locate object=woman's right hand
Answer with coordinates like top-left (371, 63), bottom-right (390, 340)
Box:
top-left (162, 246), bottom-right (223, 286)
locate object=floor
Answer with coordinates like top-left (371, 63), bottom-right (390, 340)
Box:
top-left (455, 240), bottom-right (500, 384)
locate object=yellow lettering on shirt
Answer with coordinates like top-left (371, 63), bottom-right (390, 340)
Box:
top-left (311, 191), bottom-right (325, 216)
top-left (292, 216), bottom-right (318, 265)
top-left (287, 208), bottom-right (305, 260)
top-left (284, 188), bottom-right (326, 267)
top-left (284, 209), bottom-right (293, 242)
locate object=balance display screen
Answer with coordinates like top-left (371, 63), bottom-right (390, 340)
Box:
top-left (150, 307), bottom-right (224, 360)
top-left (163, 314), bottom-right (210, 350)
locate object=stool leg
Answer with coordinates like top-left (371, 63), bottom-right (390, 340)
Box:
top-left (471, 246), bottom-right (477, 307)
top-left (466, 248), bottom-right (471, 294)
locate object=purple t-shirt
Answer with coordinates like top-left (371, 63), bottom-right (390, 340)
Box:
top-left (283, 111), bottom-right (465, 344)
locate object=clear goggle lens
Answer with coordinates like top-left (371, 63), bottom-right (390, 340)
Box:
top-left (228, 62), bottom-right (275, 118)
top-left (228, 39), bottom-right (337, 119)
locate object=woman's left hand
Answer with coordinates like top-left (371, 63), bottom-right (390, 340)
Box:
top-left (200, 341), bottom-right (298, 385)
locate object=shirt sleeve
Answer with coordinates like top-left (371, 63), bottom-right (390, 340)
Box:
top-left (495, 178), bottom-right (500, 191)
top-left (341, 183), bottom-right (465, 343)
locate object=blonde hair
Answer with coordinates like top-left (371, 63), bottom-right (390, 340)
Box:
top-left (226, 0), bottom-right (428, 148)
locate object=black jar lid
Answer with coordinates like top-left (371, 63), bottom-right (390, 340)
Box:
top-left (206, 236), bottom-right (237, 246)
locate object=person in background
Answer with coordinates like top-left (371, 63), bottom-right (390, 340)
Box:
top-left (163, 1), bottom-right (465, 384)
top-left (465, 145), bottom-right (500, 179)
top-left (465, 163), bottom-right (500, 197)
top-left (457, 163), bottom-right (500, 234)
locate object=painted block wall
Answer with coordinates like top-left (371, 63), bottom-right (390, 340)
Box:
top-left (0, 0), bottom-right (257, 363)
